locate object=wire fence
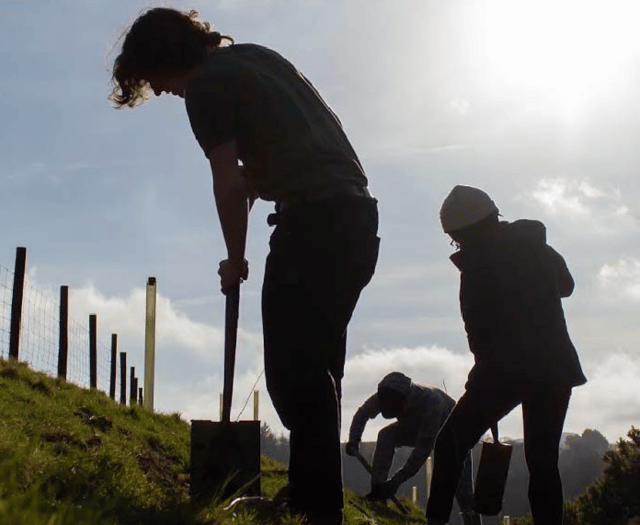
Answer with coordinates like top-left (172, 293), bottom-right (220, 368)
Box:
top-left (19, 280), bottom-right (59, 381)
top-left (0, 251), bottom-right (141, 404)
top-left (0, 266), bottom-right (12, 357)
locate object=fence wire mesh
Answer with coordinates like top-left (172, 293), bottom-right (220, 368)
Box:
top-left (21, 281), bottom-right (58, 378)
top-left (0, 266), bottom-right (11, 355)
top-left (0, 264), bottom-right (138, 402)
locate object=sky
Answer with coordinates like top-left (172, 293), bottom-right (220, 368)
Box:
top-left (2, 0), bottom-right (640, 445)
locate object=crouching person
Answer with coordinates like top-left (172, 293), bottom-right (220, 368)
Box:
top-left (346, 372), bottom-right (481, 525)
top-left (426, 186), bottom-right (586, 525)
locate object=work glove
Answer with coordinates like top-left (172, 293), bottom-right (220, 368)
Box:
top-left (380, 477), bottom-right (402, 499)
top-left (366, 477), bottom-right (401, 502)
top-left (345, 441), bottom-right (360, 457)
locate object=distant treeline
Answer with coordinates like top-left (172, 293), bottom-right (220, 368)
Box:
top-left (260, 424), bottom-right (610, 525)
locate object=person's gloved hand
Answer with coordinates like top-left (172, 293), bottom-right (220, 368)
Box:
top-left (345, 441), bottom-right (360, 457)
top-left (366, 477), bottom-right (401, 502)
top-left (379, 477), bottom-right (401, 500)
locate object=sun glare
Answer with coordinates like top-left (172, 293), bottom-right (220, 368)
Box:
top-left (464, 0), bottom-right (640, 116)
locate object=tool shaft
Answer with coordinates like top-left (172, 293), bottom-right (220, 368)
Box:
top-left (354, 451), bottom-right (409, 514)
top-left (222, 285), bottom-right (240, 423)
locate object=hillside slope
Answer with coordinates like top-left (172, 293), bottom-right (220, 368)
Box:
top-left (0, 358), bottom-right (421, 525)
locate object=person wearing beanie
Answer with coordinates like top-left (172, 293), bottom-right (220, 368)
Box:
top-left (110, 8), bottom-right (379, 525)
top-left (347, 372), bottom-right (481, 525)
top-left (426, 186), bottom-right (586, 525)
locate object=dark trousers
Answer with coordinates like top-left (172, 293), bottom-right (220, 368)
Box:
top-left (262, 196), bottom-right (379, 517)
top-left (426, 385), bottom-right (572, 525)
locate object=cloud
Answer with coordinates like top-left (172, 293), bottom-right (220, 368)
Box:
top-left (598, 257), bottom-right (640, 301)
top-left (568, 352), bottom-right (640, 443)
top-left (4, 161), bottom-right (48, 183)
top-left (63, 284), bottom-right (266, 404)
top-left (345, 345), bottom-right (472, 391)
top-left (529, 179), bottom-right (594, 216)
top-left (65, 284), bottom-right (228, 358)
top-left (2, 159), bottom-right (140, 187)
top-left (341, 345), bottom-right (640, 445)
top-left (450, 98), bottom-right (471, 116)
top-left (232, 348), bottom-right (640, 449)
top-left (525, 178), bottom-right (639, 234)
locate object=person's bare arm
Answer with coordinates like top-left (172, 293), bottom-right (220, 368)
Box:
top-left (208, 140), bottom-right (250, 294)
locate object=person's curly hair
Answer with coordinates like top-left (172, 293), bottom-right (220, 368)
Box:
top-left (110, 8), bottom-right (233, 108)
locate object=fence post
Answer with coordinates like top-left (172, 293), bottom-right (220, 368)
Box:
top-left (144, 277), bottom-right (157, 411)
top-left (120, 352), bottom-right (127, 405)
top-left (109, 334), bottom-right (117, 400)
top-left (89, 314), bottom-right (97, 389)
top-left (138, 387), bottom-right (143, 407)
top-left (130, 367), bottom-right (137, 405)
top-left (58, 285), bottom-right (69, 379)
top-left (253, 390), bottom-right (259, 421)
top-left (9, 247), bottom-right (27, 360)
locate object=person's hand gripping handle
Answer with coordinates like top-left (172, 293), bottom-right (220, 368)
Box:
top-left (219, 258), bottom-right (249, 295)
top-left (352, 450), bottom-right (408, 514)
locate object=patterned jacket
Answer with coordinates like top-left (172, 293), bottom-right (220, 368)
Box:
top-left (349, 381), bottom-right (455, 482)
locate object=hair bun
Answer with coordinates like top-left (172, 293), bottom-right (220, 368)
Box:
top-left (209, 31), bottom-right (222, 47)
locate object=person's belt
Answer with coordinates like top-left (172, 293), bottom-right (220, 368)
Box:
top-left (278, 186), bottom-right (372, 211)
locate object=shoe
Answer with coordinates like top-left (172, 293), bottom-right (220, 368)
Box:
top-left (461, 510), bottom-right (482, 525)
top-left (273, 483), bottom-right (295, 507)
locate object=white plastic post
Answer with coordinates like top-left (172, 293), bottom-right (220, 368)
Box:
top-left (412, 486), bottom-right (417, 504)
top-left (143, 277), bottom-right (157, 411)
top-left (253, 390), bottom-right (259, 420)
top-left (503, 517), bottom-right (511, 525)
top-left (426, 455), bottom-right (434, 498)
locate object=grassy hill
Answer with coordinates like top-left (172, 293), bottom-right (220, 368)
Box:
top-left (0, 358), bottom-right (423, 525)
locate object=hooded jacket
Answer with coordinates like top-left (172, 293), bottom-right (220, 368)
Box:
top-left (450, 219), bottom-right (586, 391)
top-left (349, 376), bottom-right (455, 482)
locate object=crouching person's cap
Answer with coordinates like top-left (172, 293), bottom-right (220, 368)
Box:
top-left (377, 372), bottom-right (412, 397)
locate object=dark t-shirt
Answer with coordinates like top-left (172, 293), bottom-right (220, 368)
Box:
top-left (185, 43), bottom-right (368, 202)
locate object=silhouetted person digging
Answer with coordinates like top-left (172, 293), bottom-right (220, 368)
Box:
top-left (346, 372), bottom-right (481, 525)
top-left (109, 8), bottom-right (379, 525)
top-left (426, 185), bottom-right (586, 525)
